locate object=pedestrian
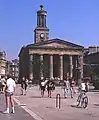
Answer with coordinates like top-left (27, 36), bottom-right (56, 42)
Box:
top-left (21, 77), bottom-right (28, 95)
top-left (0, 76), bottom-right (6, 93)
top-left (47, 80), bottom-right (53, 98)
top-left (40, 80), bottom-right (46, 97)
top-left (63, 78), bottom-right (70, 98)
top-left (4, 74), bottom-right (16, 114)
top-left (69, 77), bottom-right (75, 98)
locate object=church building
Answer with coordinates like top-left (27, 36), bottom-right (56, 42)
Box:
top-left (19, 5), bottom-right (84, 84)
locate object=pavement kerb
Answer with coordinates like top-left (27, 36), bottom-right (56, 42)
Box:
top-left (14, 97), bottom-right (43, 120)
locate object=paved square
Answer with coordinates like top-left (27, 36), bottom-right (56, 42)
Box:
top-left (14, 85), bottom-right (99, 120)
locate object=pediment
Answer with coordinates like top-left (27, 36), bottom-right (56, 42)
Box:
top-left (27, 39), bottom-right (84, 50)
top-left (38, 42), bottom-right (70, 48)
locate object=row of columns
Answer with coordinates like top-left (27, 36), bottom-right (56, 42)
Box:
top-left (29, 55), bottom-right (33, 80)
top-left (29, 54), bottom-right (83, 82)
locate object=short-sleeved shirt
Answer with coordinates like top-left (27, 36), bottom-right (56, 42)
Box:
top-left (6, 78), bottom-right (16, 92)
top-left (41, 81), bottom-right (45, 86)
top-left (81, 82), bottom-right (86, 91)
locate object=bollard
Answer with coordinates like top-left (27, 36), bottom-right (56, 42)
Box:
top-left (56, 93), bottom-right (61, 109)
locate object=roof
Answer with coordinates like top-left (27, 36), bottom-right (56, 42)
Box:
top-left (19, 38), bottom-right (84, 57)
top-left (27, 38), bottom-right (84, 49)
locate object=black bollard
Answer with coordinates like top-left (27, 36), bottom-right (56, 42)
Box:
top-left (56, 93), bottom-right (61, 109)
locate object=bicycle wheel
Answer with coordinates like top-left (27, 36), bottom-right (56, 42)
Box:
top-left (76, 95), bottom-right (81, 106)
top-left (82, 96), bottom-right (88, 108)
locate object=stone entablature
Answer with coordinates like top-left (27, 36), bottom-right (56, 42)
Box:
top-left (29, 49), bottom-right (82, 55)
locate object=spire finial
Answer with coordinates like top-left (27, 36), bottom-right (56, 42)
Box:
top-left (40, 5), bottom-right (44, 10)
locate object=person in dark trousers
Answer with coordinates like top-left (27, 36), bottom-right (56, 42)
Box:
top-left (21, 77), bottom-right (28, 95)
top-left (40, 80), bottom-right (46, 97)
top-left (47, 80), bottom-right (53, 98)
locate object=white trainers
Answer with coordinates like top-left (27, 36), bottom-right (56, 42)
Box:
top-left (3, 110), bottom-right (9, 114)
top-left (11, 110), bottom-right (15, 114)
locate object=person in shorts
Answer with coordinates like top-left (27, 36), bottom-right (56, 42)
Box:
top-left (4, 74), bottom-right (16, 114)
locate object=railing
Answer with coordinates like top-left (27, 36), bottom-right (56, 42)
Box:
top-left (56, 93), bottom-right (61, 109)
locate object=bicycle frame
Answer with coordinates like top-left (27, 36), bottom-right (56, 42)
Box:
top-left (77, 91), bottom-right (88, 108)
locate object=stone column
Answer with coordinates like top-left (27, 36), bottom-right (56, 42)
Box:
top-left (50, 55), bottom-right (53, 79)
top-left (77, 55), bottom-right (83, 84)
top-left (40, 54), bottom-right (44, 80)
top-left (80, 55), bottom-right (83, 79)
top-left (29, 54), bottom-right (33, 80)
top-left (69, 55), bottom-right (73, 78)
top-left (60, 55), bottom-right (63, 80)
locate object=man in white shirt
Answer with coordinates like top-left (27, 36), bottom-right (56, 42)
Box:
top-left (4, 75), bottom-right (16, 114)
top-left (76, 79), bottom-right (88, 106)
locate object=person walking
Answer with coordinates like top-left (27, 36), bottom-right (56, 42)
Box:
top-left (63, 79), bottom-right (70, 98)
top-left (47, 80), bottom-right (53, 98)
top-left (40, 80), bottom-right (46, 97)
top-left (4, 74), bottom-right (16, 114)
top-left (21, 77), bottom-right (28, 95)
top-left (69, 78), bottom-right (75, 98)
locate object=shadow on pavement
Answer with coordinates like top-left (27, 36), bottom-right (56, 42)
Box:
top-left (30, 96), bottom-right (68, 99)
top-left (70, 105), bottom-right (82, 109)
top-left (0, 110), bottom-right (4, 114)
top-left (93, 104), bottom-right (99, 106)
top-left (30, 96), bottom-right (44, 98)
top-left (0, 110), bottom-right (7, 114)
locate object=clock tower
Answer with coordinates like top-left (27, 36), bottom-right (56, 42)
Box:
top-left (34, 5), bottom-right (49, 43)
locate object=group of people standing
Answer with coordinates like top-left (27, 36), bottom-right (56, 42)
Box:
top-left (39, 77), bottom-right (76, 99)
top-left (40, 79), bottom-right (55, 98)
top-left (63, 77), bottom-right (75, 99)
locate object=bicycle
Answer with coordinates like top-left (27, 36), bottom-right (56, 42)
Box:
top-left (76, 91), bottom-right (88, 108)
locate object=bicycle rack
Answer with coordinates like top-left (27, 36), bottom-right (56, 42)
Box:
top-left (56, 93), bottom-right (61, 109)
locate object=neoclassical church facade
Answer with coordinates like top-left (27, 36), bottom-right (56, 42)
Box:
top-left (19, 5), bottom-right (84, 84)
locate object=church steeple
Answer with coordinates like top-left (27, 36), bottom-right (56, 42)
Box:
top-left (34, 5), bottom-right (49, 43)
top-left (37, 5), bottom-right (47, 27)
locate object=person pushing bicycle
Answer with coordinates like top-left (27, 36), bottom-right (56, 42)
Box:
top-left (77, 79), bottom-right (89, 107)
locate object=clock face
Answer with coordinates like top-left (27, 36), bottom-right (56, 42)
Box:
top-left (40, 33), bottom-right (45, 39)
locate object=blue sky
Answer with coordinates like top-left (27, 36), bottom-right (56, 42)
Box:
top-left (0, 0), bottom-right (99, 60)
